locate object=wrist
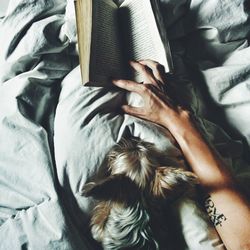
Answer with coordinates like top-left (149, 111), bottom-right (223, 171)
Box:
top-left (160, 108), bottom-right (196, 140)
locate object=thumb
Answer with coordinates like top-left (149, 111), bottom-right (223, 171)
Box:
top-left (122, 105), bottom-right (145, 117)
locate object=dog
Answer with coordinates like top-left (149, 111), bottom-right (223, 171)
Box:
top-left (81, 137), bottom-right (198, 249)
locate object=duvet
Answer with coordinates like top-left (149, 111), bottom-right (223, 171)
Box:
top-left (0, 0), bottom-right (249, 249)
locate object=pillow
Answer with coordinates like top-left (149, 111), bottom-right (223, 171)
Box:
top-left (0, 0), bottom-right (10, 18)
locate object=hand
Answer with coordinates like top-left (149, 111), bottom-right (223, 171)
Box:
top-left (112, 60), bottom-right (190, 132)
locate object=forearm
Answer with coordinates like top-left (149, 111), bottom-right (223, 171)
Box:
top-left (161, 110), bottom-right (233, 189)
top-left (162, 111), bottom-right (250, 250)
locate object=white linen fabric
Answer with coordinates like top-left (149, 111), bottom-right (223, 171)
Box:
top-left (0, 0), bottom-right (249, 249)
top-left (0, 0), bottom-right (10, 18)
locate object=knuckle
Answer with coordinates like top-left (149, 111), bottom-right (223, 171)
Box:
top-left (141, 84), bottom-right (148, 92)
top-left (143, 85), bottom-right (153, 94)
top-left (180, 108), bottom-right (191, 118)
top-left (117, 79), bottom-right (125, 85)
top-left (121, 81), bottom-right (127, 87)
top-left (125, 80), bottom-right (132, 86)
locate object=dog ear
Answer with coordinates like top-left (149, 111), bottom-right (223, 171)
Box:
top-left (81, 174), bottom-right (140, 203)
top-left (151, 167), bottom-right (198, 199)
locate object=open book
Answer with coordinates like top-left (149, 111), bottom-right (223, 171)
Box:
top-left (74, 0), bottom-right (173, 86)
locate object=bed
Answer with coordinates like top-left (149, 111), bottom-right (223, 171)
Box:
top-left (0, 0), bottom-right (249, 249)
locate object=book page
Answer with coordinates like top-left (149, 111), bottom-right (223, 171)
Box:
top-left (119, 0), bottom-right (170, 81)
top-left (89, 0), bottom-right (125, 86)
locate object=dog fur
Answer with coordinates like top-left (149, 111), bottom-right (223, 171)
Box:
top-left (82, 138), bottom-right (197, 249)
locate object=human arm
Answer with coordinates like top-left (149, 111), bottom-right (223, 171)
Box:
top-left (112, 60), bottom-right (250, 250)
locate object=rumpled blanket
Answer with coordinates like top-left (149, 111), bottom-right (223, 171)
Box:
top-left (0, 0), bottom-right (249, 249)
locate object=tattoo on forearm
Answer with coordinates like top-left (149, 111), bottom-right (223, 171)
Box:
top-left (204, 195), bottom-right (227, 227)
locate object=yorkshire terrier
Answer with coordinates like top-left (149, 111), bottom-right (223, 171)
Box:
top-left (81, 137), bottom-right (198, 249)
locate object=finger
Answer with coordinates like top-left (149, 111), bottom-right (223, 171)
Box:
top-left (129, 60), bottom-right (158, 86)
top-left (139, 60), bottom-right (167, 83)
top-left (112, 79), bottom-right (146, 95)
top-left (122, 105), bottom-right (146, 118)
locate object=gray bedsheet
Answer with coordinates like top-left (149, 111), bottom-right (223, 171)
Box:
top-left (0, 0), bottom-right (249, 249)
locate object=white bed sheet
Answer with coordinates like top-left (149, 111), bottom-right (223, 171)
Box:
top-left (0, 0), bottom-right (250, 249)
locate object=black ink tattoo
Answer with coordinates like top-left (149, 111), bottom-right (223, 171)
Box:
top-left (204, 195), bottom-right (227, 227)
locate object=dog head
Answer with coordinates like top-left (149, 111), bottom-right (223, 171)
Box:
top-left (106, 137), bottom-right (197, 198)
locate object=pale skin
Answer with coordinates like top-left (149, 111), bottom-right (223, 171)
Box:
top-left (112, 60), bottom-right (250, 250)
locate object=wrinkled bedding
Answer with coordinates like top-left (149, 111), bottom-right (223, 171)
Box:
top-left (0, 0), bottom-right (250, 249)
